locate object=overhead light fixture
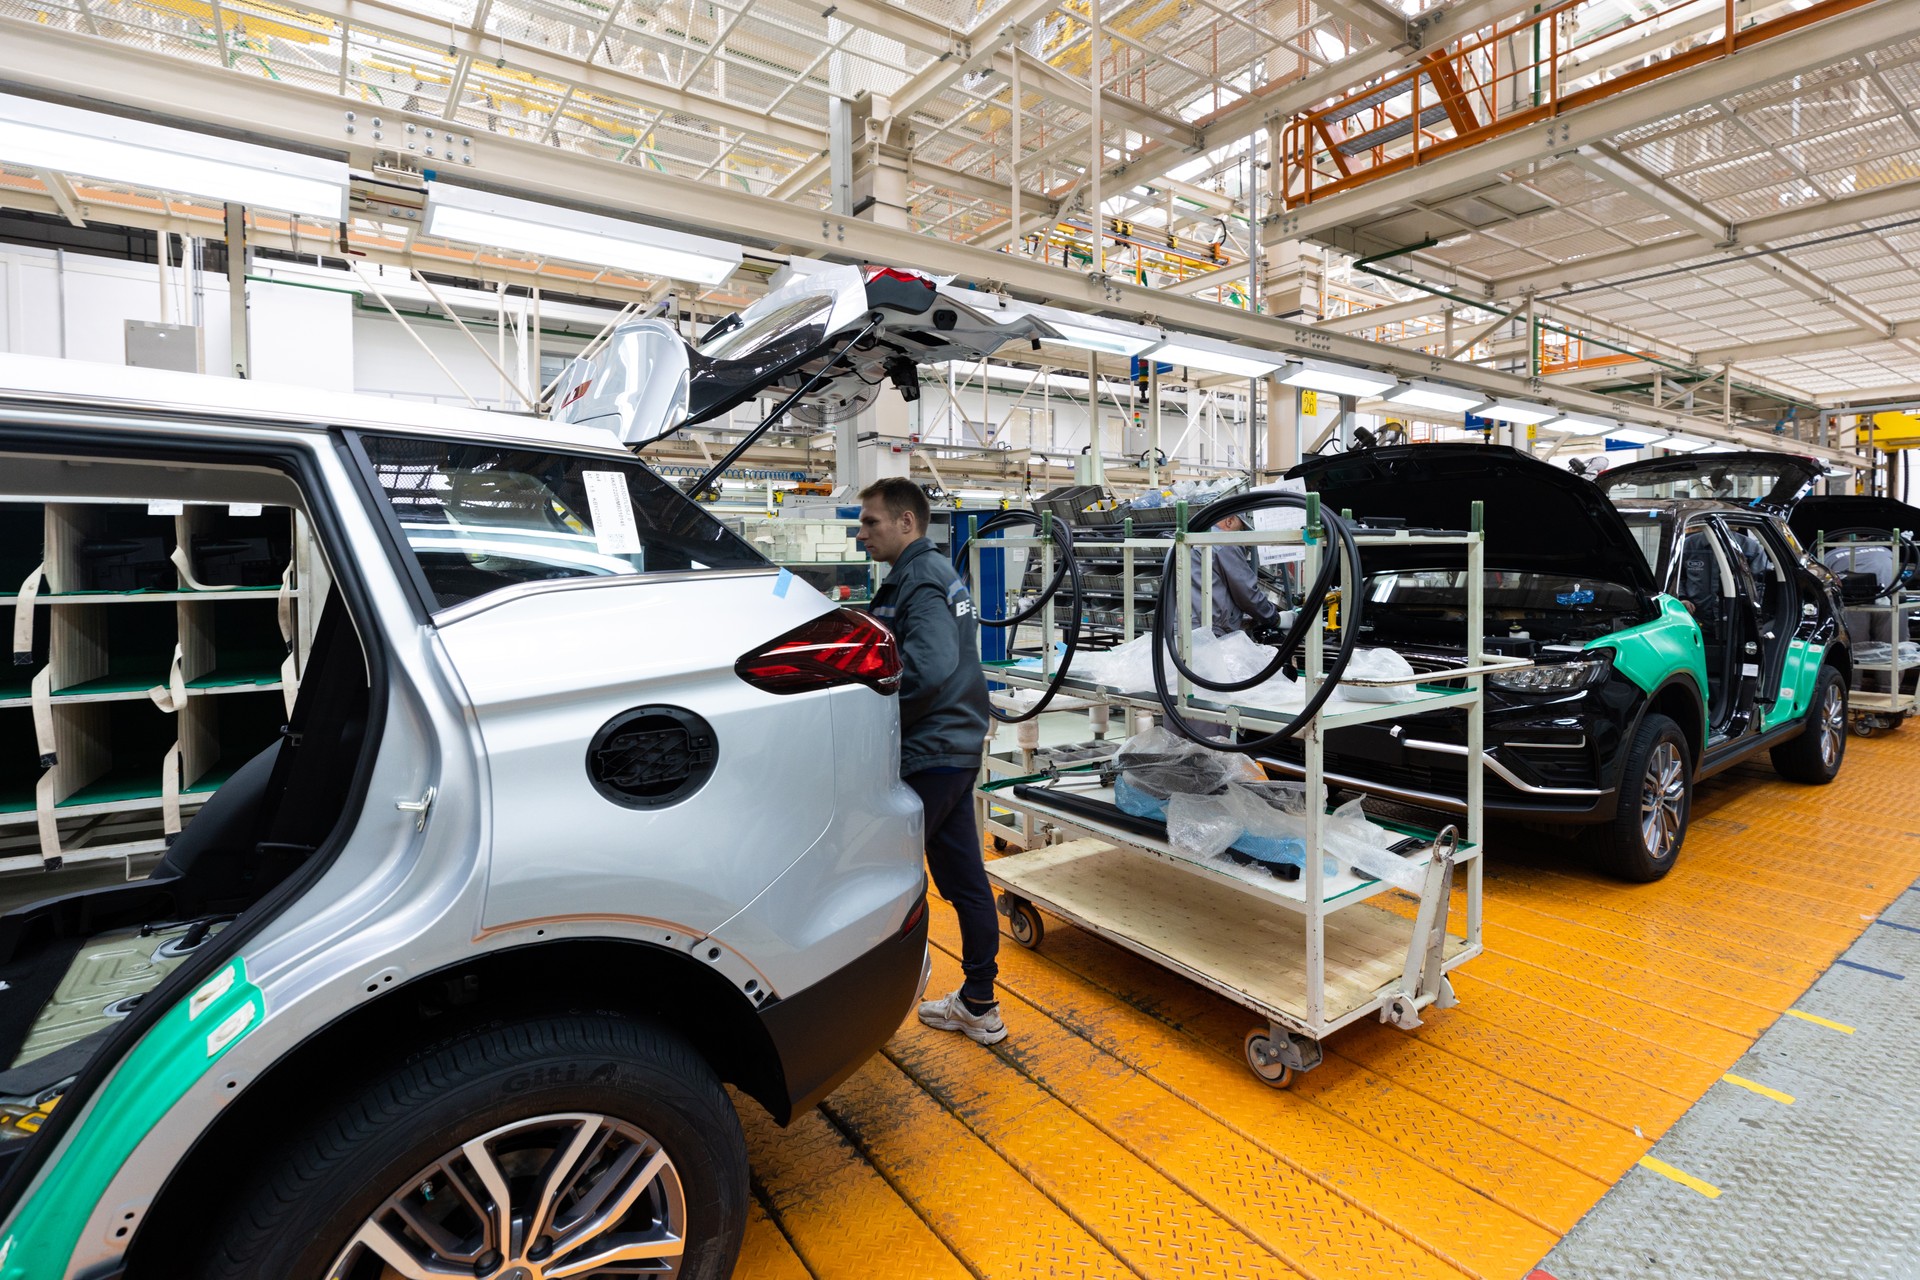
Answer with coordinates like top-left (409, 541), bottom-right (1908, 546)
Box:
top-left (1478, 399), bottom-right (1559, 425)
top-left (1145, 336), bottom-right (1287, 378)
top-left (1542, 411), bottom-right (1618, 434)
top-left (1381, 380), bottom-right (1486, 413)
top-left (1606, 425), bottom-right (1667, 446)
top-left (1655, 434), bottom-right (1712, 452)
top-left (425, 181), bottom-right (742, 284)
top-left (1278, 358), bottom-right (1398, 398)
top-left (0, 92), bottom-right (348, 220)
top-left (1046, 318), bottom-right (1162, 357)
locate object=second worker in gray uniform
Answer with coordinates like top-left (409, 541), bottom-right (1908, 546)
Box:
top-left (1188, 512), bottom-right (1284, 640)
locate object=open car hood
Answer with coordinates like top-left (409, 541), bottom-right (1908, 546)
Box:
top-left (550, 265), bottom-right (1057, 446)
top-left (1594, 450), bottom-right (1821, 515)
top-left (1788, 493), bottom-right (1920, 547)
top-left (1287, 443), bottom-right (1657, 593)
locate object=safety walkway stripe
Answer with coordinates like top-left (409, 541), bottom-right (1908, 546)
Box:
top-left (819, 1056), bottom-right (1148, 1280)
top-left (737, 1097), bottom-right (972, 1280)
top-left (733, 1195), bottom-right (815, 1280)
top-left (1720, 1072), bottom-right (1795, 1105)
top-left (927, 934), bottom-right (1560, 1278)
top-left (1782, 1007), bottom-right (1856, 1033)
top-left (870, 1017), bottom-right (1301, 1280)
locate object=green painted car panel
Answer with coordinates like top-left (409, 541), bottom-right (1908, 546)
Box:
top-left (0, 958), bottom-right (262, 1280)
top-left (1584, 594), bottom-right (1707, 700)
top-left (1762, 638), bottom-right (1827, 730)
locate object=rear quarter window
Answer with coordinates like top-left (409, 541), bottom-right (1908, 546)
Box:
top-left (356, 433), bottom-right (765, 611)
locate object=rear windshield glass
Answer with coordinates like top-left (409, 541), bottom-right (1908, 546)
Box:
top-left (359, 434), bottom-right (765, 611)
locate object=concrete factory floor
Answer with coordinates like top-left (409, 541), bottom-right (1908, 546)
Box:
top-left (727, 725), bottom-right (1920, 1279)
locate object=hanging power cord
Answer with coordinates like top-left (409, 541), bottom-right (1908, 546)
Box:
top-left (1149, 490), bottom-right (1367, 753)
top-left (953, 509), bottom-right (1085, 723)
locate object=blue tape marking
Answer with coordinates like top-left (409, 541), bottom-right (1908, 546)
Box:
top-left (1875, 919), bottom-right (1920, 935)
top-left (773, 569), bottom-right (792, 598)
top-left (1835, 958), bottom-right (1905, 980)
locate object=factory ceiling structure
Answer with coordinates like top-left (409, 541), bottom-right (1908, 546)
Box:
top-left (0, 0), bottom-right (1915, 437)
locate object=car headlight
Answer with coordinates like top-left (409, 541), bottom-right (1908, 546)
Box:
top-left (1490, 657), bottom-right (1611, 693)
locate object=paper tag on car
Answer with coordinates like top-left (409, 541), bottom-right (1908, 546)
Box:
top-left (581, 471), bottom-right (643, 555)
top-left (148, 499), bottom-right (184, 516)
top-left (1741, 663), bottom-right (1760, 677)
top-left (1249, 478), bottom-right (1307, 564)
top-left (228, 502), bottom-right (264, 517)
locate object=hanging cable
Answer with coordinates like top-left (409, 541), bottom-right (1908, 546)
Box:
top-left (953, 509), bottom-right (1084, 723)
top-left (1149, 490), bottom-right (1367, 753)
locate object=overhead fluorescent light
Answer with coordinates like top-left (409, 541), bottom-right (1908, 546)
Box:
top-left (1542, 412), bottom-right (1618, 434)
top-left (1278, 358), bottom-right (1398, 398)
top-left (425, 181), bottom-right (742, 284)
top-left (1655, 434), bottom-right (1712, 452)
top-left (0, 92), bottom-right (348, 220)
top-left (1145, 336), bottom-right (1287, 378)
top-left (1607, 425), bottom-right (1666, 446)
top-left (1381, 380), bottom-right (1486, 413)
top-left (1047, 318), bottom-right (1161, 357)
top-left (1479, 399), bottom-right (1559, 425)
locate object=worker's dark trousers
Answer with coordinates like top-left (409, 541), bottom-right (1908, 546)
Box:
top-left (905, 767), bottom-right (999, 1005)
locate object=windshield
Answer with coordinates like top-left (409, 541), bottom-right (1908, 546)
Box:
top-left (1615, 507), bottom-right (1670, 577)
top-left (1598, 458), bottom-right (1813, 508)
top-left (359, 434), bottom-right (765, 611)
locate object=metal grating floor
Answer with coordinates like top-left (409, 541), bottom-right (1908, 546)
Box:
top-left (729, 728), bottom-right (1920, 1279)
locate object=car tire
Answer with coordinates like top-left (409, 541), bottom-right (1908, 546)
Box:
top-left (193, 1013), bottom-right (747, 1280)
top-left (1770, 664), bottom-right (1848, 785)
top-left (1595, 712), bottom-right (1691, 883)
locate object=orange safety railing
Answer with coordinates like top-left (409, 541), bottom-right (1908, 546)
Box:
top-left (1280, 0), bottom-right (1877, 206)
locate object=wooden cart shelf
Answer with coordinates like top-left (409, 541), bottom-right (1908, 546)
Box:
top-left (991, 839), bottom-right (1472, 1030)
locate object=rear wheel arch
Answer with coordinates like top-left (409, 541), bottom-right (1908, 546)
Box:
top-left (127, 938), bottom-right (786, 1276)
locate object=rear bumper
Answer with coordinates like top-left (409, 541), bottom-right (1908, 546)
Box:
top-left (756, 900), bottom-right (928, 1121)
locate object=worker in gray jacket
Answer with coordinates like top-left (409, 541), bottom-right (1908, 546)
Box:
top-left (1188, 512), bottom-right (1283, 639)
top-left (860, 477), bottom-right (1005, 1046)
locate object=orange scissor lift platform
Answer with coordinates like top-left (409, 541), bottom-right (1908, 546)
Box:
top-left (728, 720), bottom-right (1920, 1280)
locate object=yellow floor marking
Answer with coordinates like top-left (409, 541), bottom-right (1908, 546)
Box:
top-left (732, 1196), bottom-right (813, 1280)
top-left (1721, 1073), bottom-right (1795, 1105)
top-left (1783, 1008), bottom-right (1856, 1034)
top-left (1636, 1155), bottom-right (1723, 1199)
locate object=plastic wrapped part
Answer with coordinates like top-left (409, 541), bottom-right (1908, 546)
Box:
top-left (1854, 641), bottom-right (1920, 666)
top-left (1323, 798), bottom-right (1425, 892)
top-left (1114, 726), bottom-right (1261, 802)
top-left (1341, 647), bottom-right (1420, 703)
top-left (1075, 628), bottom-right (1281, 691)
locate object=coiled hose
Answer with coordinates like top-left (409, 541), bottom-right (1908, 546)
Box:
top-left (953, 509), bottom-right (1085, 723)
top-left (1149, 490), bottom-right (1367, 754)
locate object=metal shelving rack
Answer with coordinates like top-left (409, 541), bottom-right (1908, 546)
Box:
top-left (963, 499), bottom-right (1527, 1085)
top-left (1818, 530), bottom-right (1918, 735)
top-left (0, 498), bottom-right (316, 875)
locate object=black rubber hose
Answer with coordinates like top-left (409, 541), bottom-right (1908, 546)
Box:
top-left (953, 509), bottom-right (1085, 723)
top-left (1149, 490), bottom-right (1366, 753)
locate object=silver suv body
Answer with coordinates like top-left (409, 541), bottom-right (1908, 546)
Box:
top-left (0, 351), bottom-right (928, 1280)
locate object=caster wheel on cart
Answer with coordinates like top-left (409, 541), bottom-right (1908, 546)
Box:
top-left (1243, 1030), bottom-right (1295, 1089)
top-left (1005, 898), bottom-right (1044, 949)
top-left (992, 835), bottom-right (1009, 852)
top-left (1853, 719), bottom-right (1877, 738)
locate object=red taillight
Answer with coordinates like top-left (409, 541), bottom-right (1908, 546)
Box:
top-left (735, 608), bottom-right (902, 696)
top-left (864, 266), bottom-right (931, 286)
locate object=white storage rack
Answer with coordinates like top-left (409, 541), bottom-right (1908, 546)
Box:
top-left (1818, 529), bottom-right (1919, 735)
top-left (961, 499), bottom-right (1528, 1085)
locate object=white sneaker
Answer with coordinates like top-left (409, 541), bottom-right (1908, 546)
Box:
top-left (917, 988), bottom-right (1008, 1045)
